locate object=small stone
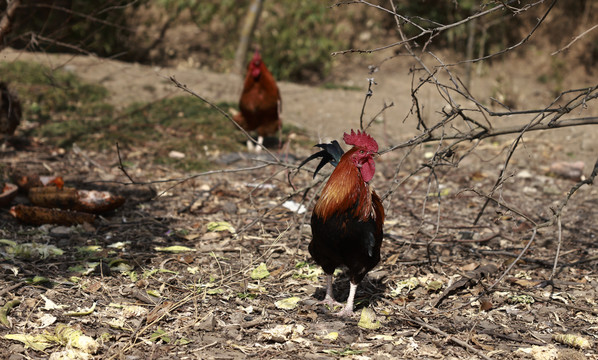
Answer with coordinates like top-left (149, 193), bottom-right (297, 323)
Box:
top-left (168, 150), bottom-right (185, 159)
top-left (549, 161), bottom-right (584, 181)
top-left (50, 226), bottom-right (74, 235)
top-left (195, 313), bottom-right (215, 332)
top-left (516, 170), bottom-right (533, 179)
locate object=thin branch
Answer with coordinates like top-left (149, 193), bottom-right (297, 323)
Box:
top-left (24, 3), bottom-right (132, 31)
top-left (116, 142), bottom-right (136, 184)
top-left (25, 33), bottom-right (99, 57)
top-left (359, 78), bottom-right (376, 131)
top-left (466, 188), bottom-right (537, 226)
top-left (111, 163), bottom-right (271, 187)
top-left (547, 156), bottom-right (598, 278)
top-left (379, 116), bottom-right (598, 155)
top-left (448, 0), bottom-right (556, 66)
top-left (555, 157), bottom-right (598, 214)
top-left (365, 100), bottom-right (393, 131)
top-left (550, 214), bottom-right (562, 280)
top-left (331, 0), bottom-right (542, 56)
top-left (399, 316), bottom-right (493, 360)
top-left (169, 75), bottom-right (280, 161)
top-left (552, 23), bottom-right (598, 56)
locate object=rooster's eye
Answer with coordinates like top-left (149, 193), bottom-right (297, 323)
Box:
top-left (359, 150), bottom-right (364, 154)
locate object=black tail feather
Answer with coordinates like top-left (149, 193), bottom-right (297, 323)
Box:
top-left (298, 140), bottom-right (344, 178)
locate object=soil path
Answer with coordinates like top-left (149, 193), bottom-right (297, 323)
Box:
top-left (2, 47), bottom-right (597, 164)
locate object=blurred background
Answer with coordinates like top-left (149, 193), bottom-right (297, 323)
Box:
top-left (3, 1), bottom-right (596, 83)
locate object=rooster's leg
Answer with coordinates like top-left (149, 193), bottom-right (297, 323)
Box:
top-left (246, 139), bottom-right (255, 152)
top-left (324, 274), bottom-right (336, 302)
top-left (335, 282), bottom-right (357, 317)
top-left (320, 274), bottom-right (342, 308)
top-left (256, 135), bottom-right (264, 152)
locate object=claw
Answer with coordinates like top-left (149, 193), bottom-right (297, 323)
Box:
top-left (319, 295), bottom-right (342, 310)
top-left (334, 307), bottom-right (355, 317)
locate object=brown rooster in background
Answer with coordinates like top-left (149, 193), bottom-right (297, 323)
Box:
top-left (300, 130), bottom-right (384, 316)
top-left (233, 49), bottom-right (282, 151)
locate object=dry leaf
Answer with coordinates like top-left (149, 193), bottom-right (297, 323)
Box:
top-left (36, 314), bottom-right (57, 329)
top-left (316, 331), bottom-right (338, 341)
top-left (0, 240), bottom-right (64, 259)
top-left (122, 305), bottom-right (147, 318)
top-left (553, 333), bottom-right (591, 349)
top-left (206, 221), bottom-right (236, 233)
top-left (49, 348), bottom-right (93, 360)
top-left (4, 333), bottom-right (53, 351)
top-left (357, 308), bottom-right (381, 330)
top-left (515, 345), bottom-right (558, 360)
top-left (64, 302), bottom-right (96, 316)
top-left (0, 299), bottom-right (20, 327)
top-left (433, 263), bottom-right (498, 307)
top-left (259, 324), bottom-right (304, 342)
top-left (0, 183), bottom-right (18, 207)
top-left (154, 245), bottom-right (195, 253)
top-left (390, 277), bottom-right (420, 297)
top-left (274, 297), bottom-right (301, 310)
top-left (41, 295), bottom-right (67, 311)
top-left (251, 263), bottom-right (270, 280)
top-left (51, 324), bottom-right (99, 353)
top-left (426, 280), bottom-right (443, 291)
top-left (367, 334), bottom-right (393, 341)
top-left (507, 294), bottom-right (534, 304)
top-left (12, 173), bottom-right (64, 192)
top-left (479, 298), bottom-right (493, 311)
top-left (146, 301), bottom-right (174, 323)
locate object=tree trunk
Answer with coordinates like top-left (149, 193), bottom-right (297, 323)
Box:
top-left (0, 0), bottom-right (21, 50)
top-left (233, 0), bottom-right (263, 76)
top-left (465, 16), bottom-right (476, 89)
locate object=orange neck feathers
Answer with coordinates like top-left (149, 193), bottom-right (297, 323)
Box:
top-left (314, 148), bottom-right (373, 222)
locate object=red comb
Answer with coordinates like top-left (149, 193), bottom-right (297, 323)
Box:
top-left (343, 129), bottom-right (378, 152)
top-left (252, 49), bottom-right (262, 61)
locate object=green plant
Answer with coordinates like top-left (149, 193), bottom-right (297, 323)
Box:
top-left (257, 3), bottom-right (344, 82)
top-left (159, 1), bottom-right (347, 82)
top-left (0, 61), bottom-right (249, 171)
top-left (0, 61), bottom-right (109, 126)
top-left (9, 1), bottom-right (146, 58)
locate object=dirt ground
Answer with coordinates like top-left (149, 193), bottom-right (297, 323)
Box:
top-left (1, 44), bottom-right (598, 359)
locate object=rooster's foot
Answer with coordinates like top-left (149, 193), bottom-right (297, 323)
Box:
top-left (319, 296), bottom-right (342, 310)
top-left (334, 307), bottom-right (356, 318)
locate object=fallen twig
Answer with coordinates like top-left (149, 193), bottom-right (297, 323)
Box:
top-left (401, 316), bottom-right (493, 360)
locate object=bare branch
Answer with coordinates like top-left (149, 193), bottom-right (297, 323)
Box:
top-left (116, 142), bottom-right (136, 184)
top-left (365, 100), bottom-right (393, 131)
top-left (359, 78), bottom-right (376, 131)
top-left (552, 23), bottom-right (598, 56)
top-left (24, 3), bottom-right (131, 31)
top-left (448, 0), bottom-right (557, 66)
top-left (379, 116), bottom-right (598, 155)
top-left (169, 75), bottom-right (280, 162)
top-left (398, 316), bottom-right (493, 360)
top-left (331, 0), bottom-right (543, 56)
